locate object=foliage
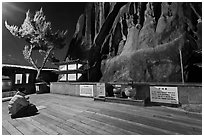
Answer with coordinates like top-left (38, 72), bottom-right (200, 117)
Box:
top-left (5, 8), bottom-right (67, 80)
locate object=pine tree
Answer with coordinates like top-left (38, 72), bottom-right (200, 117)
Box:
top-left (5, 8), bottom-right (67, 80)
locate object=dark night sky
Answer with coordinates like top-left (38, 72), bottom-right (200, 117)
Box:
top-left (2, 2), bottom-right (86, 68)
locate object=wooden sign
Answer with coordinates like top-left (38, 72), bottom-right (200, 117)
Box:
top-left (96, 83), bottom-right (105, 97)
top-left (80, 85), bottom-right (93, 97)
top-left (150, 86), bottom-right (179, 104)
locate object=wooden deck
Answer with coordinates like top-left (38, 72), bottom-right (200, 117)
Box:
top-left (2, 93), bottom-right (202, 135)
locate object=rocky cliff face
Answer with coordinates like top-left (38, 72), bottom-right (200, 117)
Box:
top-left (65, 2), bottom-right (202, 83)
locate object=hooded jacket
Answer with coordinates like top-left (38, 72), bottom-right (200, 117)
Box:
top-left (8, 91), bottom-right (29, 115)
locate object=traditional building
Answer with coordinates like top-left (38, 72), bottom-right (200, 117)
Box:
top-left (55, 59), bottom-right (89, 82)
top-left (2, 64), bottom-right (58, 94)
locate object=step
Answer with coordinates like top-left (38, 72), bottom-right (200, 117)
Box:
top-left (94, 97), bottom-right (106, 101)
top-left (94, 97), bottom-right (145, 106)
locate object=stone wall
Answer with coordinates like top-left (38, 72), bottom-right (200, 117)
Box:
top-left (50, 82), bottom-right (201, 105)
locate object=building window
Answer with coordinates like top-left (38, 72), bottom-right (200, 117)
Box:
top-left (57, 60), bottom-right (88, 82)
top-left (15, 74), bottom-right (22, 84)
top-left (78, 64), bottom-right (82, 69)
top-left (68, 64), bottom-right (77, 70)
top-left (26, 73), bottom-right (30, 84)
top-left (59, 74), bottom-right (67, 81)
top-left (68, 74), bottom-right (77, 81)
top-left (59, 65), bottom-right (67, 71)
top-left (77, 73), bottom-right (82, 79)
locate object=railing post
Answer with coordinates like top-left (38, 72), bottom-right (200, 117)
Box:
top-left (179, 49), bottom-right (184, 84)
top-left (87, 60), bottom-right (89, 82)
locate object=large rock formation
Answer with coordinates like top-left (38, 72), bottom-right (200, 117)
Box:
top-left (65, 2), bottom-right (202, 83)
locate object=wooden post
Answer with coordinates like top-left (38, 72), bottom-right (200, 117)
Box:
top-left (77, 63), bottom-right (78, 81)
top-left (87, 60), bottom-right (89, 82)
top-left (179, 49), bottom-right (184, 84)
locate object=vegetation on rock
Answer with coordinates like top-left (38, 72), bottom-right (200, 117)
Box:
top-left (66, 2), bottom-right (202, 83)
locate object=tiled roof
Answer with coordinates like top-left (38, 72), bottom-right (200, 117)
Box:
top-left (54, 59), bottom-right (88, 65)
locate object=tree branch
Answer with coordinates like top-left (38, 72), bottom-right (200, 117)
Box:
top-left (40, 46), bottom-right (54, 70)
top-left (28, 45), bottom-right (39, 70)
top-left (189, 3), bottom-right (201, 20)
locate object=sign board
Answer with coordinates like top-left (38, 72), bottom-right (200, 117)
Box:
top-left (96, 83), bottom-right (106, 97)
top-left (80, 85), bottom-right (93, 97)
top-left (150, 86), bottom-right (179, 104)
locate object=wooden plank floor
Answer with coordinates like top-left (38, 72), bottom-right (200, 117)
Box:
top-left (2, 93), bottom-right (202, 135)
